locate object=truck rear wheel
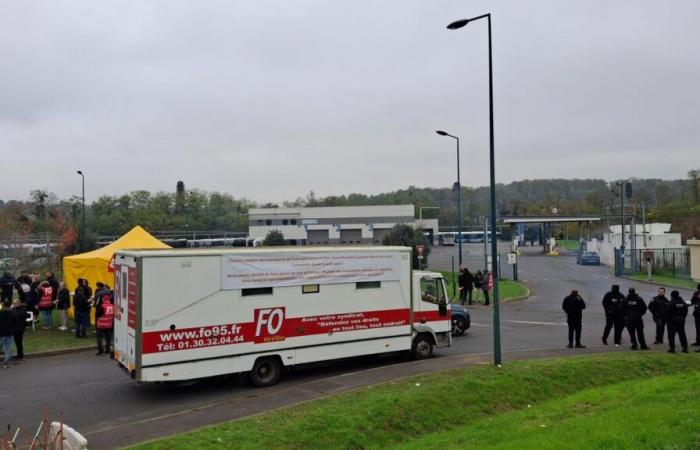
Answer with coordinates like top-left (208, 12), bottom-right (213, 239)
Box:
top-left (250, 357), bottom-right (282, 388)
top-left (412, 334), bottom-right (434, 360)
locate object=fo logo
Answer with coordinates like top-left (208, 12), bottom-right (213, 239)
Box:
top-left (254, 307), bottom-right (286, 343)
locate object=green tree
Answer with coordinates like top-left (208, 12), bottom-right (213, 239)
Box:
top-left (262, 229), bottom-right (287, 246)
top-left (381, 224), bottom-right (430, 269)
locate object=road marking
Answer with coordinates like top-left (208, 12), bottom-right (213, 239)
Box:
top-left (469, 322), bottom-right (491, 328)
top-left (508, 320), bottom-right (566, 326)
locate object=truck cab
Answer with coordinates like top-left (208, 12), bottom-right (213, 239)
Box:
top-left (411, 271), bottom-right (451, 357)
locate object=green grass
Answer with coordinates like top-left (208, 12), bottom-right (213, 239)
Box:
top-left (127, 353), bottom-right (700, 450)
top-left (438, 270), bottom-right (529, 302)
top-left (627, 272), bottom-right (698, 290)
top-left (397, 371), bottom-right (700, 450)
top-left (558, 239), bottom-right (582, 252)
top-left (22, 309), bottom-right (94, 354)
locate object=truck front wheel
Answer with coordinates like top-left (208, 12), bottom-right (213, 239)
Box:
top-left (412, 334), bottom-right (434, 360)
top-left (250, 357), bottom-right (282, 388)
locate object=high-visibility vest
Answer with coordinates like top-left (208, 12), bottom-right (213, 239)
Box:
top-left (38, 287), bottom-right (54, 309)
top-left (96, 298), bottom-right (114, 330)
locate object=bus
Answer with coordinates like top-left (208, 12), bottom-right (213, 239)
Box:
top-left (434, 232), bottom-right (456, 246)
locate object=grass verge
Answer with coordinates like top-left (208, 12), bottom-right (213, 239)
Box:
top-left (397, 371), bottom-right (700, 449)
top-left (626, 272), bottom-right (698, 290)
top-left (127, 352), bottom-right (700, 450)
top-left (23, 310), bottom-right (94, 354)
top-left (438, 270), bottom-right (529, 302)
top-left (558, 239), bottom-right (582, 252)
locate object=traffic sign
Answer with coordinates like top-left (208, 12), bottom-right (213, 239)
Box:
top-left (507, 253), bottom-right (517, 265)
top-left (416, 245), bottom-right (425, 256)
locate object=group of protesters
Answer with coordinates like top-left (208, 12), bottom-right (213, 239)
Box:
top-left (0, 271), bottom-right (115, 368)
top-left (562, 283), bottom-right (700, 354)
top-left (457, 266), bottom-right (492, 306)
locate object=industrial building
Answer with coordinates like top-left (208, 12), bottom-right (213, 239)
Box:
top-left (248, 205), bottom-right (438, 245)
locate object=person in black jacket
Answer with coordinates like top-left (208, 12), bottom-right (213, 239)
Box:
top-left (665, 290), bottom-right (688, 353)
top-left (691, 284), bottom-right (700, 347)
top-left (473, 271), bottom-right (483, 303)
top-left (648, 287), bottom-right (669, 344)
top-left (11, 299), bottom-right (27, 361)
top-left (0, 300), bottom-right (17, 368)
top-left (0, 272), bottom-right (17, 303)
top-left (562, 289), bottom-right (586, 348)
top-left (601, 285), bottom-right (625, 346)
top-left (56, 281), bottom-right (71, 331)
top-left (623, 288), bottom-right (649, 350)
top-left (463, 268), bottom-right (474, 305)
top-left (73, 282), bottom-right (90, 338)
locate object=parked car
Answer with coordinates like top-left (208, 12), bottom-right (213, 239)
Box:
top-left (449, 302), bottom-right (471, 336)
top-left (577, 251), bottom-right (601, 266)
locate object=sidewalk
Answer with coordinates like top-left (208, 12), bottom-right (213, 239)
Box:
top-left (87, 345), bottom-right (622, 449)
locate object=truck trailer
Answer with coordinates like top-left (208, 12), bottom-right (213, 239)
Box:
top-left (113, 246), bottom-right (451, 387)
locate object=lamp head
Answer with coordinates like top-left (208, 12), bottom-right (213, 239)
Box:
top-left (77, 170), bottom-right (83, 175)
top-left (447, 19), bottom-right (470, 30)
top-left (436, 130), bottom-right (448, 136)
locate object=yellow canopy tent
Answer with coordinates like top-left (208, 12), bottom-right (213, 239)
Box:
top-left (63, 225), bottom-right (171, 293)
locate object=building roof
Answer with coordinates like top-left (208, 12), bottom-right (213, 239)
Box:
top-left (249, 205), bottom-right (415, 219)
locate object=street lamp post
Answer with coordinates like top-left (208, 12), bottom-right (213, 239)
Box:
top-left (447, 13), bottom-right (501, 366)
top-left (76, 170), bottom-right (86, 251)
top-left (436, 130), bottom-right (463, 267)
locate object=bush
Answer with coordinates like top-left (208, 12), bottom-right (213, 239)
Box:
top-left (382, 224), bottom-right (430, 269)
top-left (262, 229), bottom-right (287, 246)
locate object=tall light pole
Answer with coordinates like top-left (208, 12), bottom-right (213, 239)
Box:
top-left (436, 130), bottom-right (463, 267)
top-left (447, 13), bottom-right (501, 365)
top-left (76, 170), bottom-right (86, 251)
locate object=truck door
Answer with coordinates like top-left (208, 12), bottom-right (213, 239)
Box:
top-left (415, 276), bottom-right (450, 334)
top-left (114, 258), bottom-right (137, 372)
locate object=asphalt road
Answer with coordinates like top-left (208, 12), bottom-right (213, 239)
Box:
top-left (2, 245), bottom-right (697, 448)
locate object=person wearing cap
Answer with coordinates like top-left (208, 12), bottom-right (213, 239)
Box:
top-left (648, 287), bottom-right (669, 345)
top-left (562, 289), bottom-right (586, 348)
top-left (623, 287), bottom-right (649, 350)
top-left (665, 290), bottom-right (688, 353)
top-left (602, 284), bottom-right (625, 346)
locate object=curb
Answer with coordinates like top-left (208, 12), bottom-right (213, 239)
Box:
top-left (621, 276), bottom-right (697, 292)
top-left (26, 345), bottom-right (94, 359)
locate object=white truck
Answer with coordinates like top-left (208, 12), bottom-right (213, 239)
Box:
top-left (112, 246), bottom-right (451, 387)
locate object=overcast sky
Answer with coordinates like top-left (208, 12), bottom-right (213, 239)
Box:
top-left (1, 1), bottom-right (698, 204)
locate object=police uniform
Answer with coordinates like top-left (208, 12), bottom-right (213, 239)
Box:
top-left (623, 289), bottom-right (649, 350)
top-left (666, 291), bottom-right (688, 353)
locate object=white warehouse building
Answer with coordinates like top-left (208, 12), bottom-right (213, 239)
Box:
top-left (248, 205), bottom-right (438, 245)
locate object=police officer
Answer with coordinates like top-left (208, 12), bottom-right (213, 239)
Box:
top-left (602, 285), bottom-right (625, 346)
top-left (665, 290), bottom-right (688, 353)
top-left (648, 287), bottom-right (669, 345)
top-left (691, 284), bottom-right (700, 348)
top-left (562, 289), bottom-right (586, 348)
top-left (623, 287), bottom-right (649, 350)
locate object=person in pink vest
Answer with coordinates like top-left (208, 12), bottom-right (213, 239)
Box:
top-left (36, 281), bottom-right (55, 329)
top-left (95, 293), bottom-right (114, 357)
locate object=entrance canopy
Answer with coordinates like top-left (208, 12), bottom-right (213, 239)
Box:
top-left (63, 226), bottom-right (170, 291)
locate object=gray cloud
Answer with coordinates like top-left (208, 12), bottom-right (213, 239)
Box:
top-left (1, 0), bottom-right (698, 203)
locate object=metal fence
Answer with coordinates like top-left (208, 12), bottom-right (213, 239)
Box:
top-left (614, 247), bottom-right (690, 279)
